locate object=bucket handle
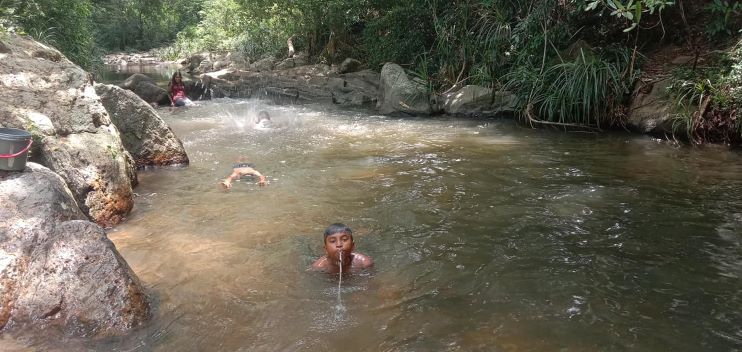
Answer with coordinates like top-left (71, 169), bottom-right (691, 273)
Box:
top-left (0, 139), bottom-right (33, 159)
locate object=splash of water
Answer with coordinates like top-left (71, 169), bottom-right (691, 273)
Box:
top-left (331, 250), bottom-right (346, 321)
top-left (337, 250), bottom-right (343, 301)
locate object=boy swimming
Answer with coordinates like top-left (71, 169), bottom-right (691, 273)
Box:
top-left (312, 223), bottom-right (373, 273)
top-left (255, 110), bottom-right (272, 129)
top-left (220, 157), bottom-right (267, 189)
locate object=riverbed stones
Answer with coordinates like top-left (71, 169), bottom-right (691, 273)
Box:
top-left (95, 83), bottom-right (190, 168)
top-left (276, 52), bottom-right (309, 70)
top-left (442, 85), bottom-right (517, 117)
top-left (0, 33), bottom-right (136, 227)
top-left (0, 163), bottom-right (150, 336)
top-left (250, 57), bottom-right (277, 72)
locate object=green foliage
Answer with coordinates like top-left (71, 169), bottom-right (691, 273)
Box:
top-left (667, 40), bottom-right (742, 143)
top-left (705, 0), bottom-right (742, 39)
top-left (362, 1), bottom-right (436, 70)
top-left (92, 0), bottom-right (203, 52)
top-left (583, 0), bottom-right (675, 31)
top-left (106, 144), bottom-right (118, 160)
top-left (0, 0), bottom-right (17, 33)
top-left (3, 0), bottom-right (95, 68)
top-left (24, 122), bottom-right (46, 146)
top-left (504, 46), bottom-right (636, 128)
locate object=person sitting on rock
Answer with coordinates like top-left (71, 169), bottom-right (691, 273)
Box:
top-left (168, 71), bottom-right (193, 107)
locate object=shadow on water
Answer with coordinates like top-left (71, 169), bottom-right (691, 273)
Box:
top-left (4, 98), bottom-right (742, 351)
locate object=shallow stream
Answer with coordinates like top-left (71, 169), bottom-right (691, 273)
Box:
top-left (4, 70), bottom-right (742, 351)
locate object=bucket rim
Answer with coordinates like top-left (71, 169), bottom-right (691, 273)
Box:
top-left (0, 127), bottom-right (32, 141)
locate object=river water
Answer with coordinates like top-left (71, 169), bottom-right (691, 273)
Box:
top-left (5, 69), bottom-right (742, 351)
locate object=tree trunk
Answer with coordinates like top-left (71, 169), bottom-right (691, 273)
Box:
top-left (287, 35), bottom-right (295, 58)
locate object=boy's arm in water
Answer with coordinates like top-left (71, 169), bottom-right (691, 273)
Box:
top-left (220, 167), bottom-right (267, 189)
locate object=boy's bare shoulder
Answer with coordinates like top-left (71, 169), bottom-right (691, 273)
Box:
top-left (353, 252), bottom-right (373, 268)
top-left (311, 255), bottom-right (330, 270)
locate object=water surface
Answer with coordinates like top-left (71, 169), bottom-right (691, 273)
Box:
top-left (7, 99), bottom-right (742, 351)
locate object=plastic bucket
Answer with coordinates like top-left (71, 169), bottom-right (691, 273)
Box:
top-left (0, 127), bottom-right (33, 171)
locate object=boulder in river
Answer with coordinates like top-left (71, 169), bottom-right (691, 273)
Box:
top-left (0, 163), bottom-right (150, 336)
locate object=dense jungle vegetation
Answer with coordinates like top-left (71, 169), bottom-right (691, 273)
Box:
top-left (1, 0), bottom-right (740, 144)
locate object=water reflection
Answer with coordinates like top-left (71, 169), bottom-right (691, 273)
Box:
top-left (4, 99), bottom-right (742, 351)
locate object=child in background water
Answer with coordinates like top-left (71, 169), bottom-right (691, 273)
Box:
top-left (220, 157), bottom-right (267, 190)
top-left (312, 223), bottom-right (373, 273)
top-left (255, 110), bottom-right (272, 129)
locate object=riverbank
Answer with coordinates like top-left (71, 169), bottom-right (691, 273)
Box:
top-left (105, 38), bottom-right (742, 148)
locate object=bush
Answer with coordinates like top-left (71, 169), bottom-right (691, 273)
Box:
top-left (9, 0), bottom-right (94, 68)
top-left (504, 46), bottom-right (635, 129)
top-left (668, 39), bottom-right (742, 144)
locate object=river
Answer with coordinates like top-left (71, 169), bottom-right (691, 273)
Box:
top-left (4, 66), bottom-right (742, 351)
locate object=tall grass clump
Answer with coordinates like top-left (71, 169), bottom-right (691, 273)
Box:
top-left (504, 46), bottom-right (635, 129)
top-left (667, 38), bottom-right (742, 144)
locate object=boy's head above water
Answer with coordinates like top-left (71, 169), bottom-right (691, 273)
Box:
top-left (257, 110), bottom-right (271, 122)
top-left (323, 223), bottom-right (354, 261)
top-left (312, 223), bottom-right (373, 272)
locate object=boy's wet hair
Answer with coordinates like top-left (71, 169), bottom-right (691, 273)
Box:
top-left (257, 110), bottom-right (270, 121)
top-left (324, 223), bottom-right (352, 239)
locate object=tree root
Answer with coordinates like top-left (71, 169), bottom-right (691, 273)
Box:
top-left (524, 103), bottom-right (602, 132)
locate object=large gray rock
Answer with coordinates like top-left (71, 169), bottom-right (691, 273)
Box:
top-left (203, 65), bottom-right (335, 103)
top-left (197, 59), bottom-right (213, 74)
top-left (34, 128), bottom-right (137, 225)
top-left (120, 73), bottom-right (155, 90)
top-left (250, 57), bottom-right (277, 72)
top-left (0, 163), bottom-right (150, 336)
top-left (95, 84), bottom-right (190, 168)
top-left (338, 58), bottom-right (362, 74)
top-left (329, 69), bottom-right (380, 108)
top-left (226, 51), bottom-right (249, 69)
top-left (442, 85), bottom-right (516, 116)
top-left (275, 52), bottom-right (309, 70)
top-left (184, 53), bottom-right (208, 73)
top-left (0, 34), bottom-right (135, 226)
top-left (135, 81), bottom-right (170, 106)
top-left (119, 73), bottom-right (170, 106)
top-left (202, 65), bottom-right (379, 108)
top-left (628, 78), bottom-right (675, 135)
top-left (377, 63), bottom-right (437, 115)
